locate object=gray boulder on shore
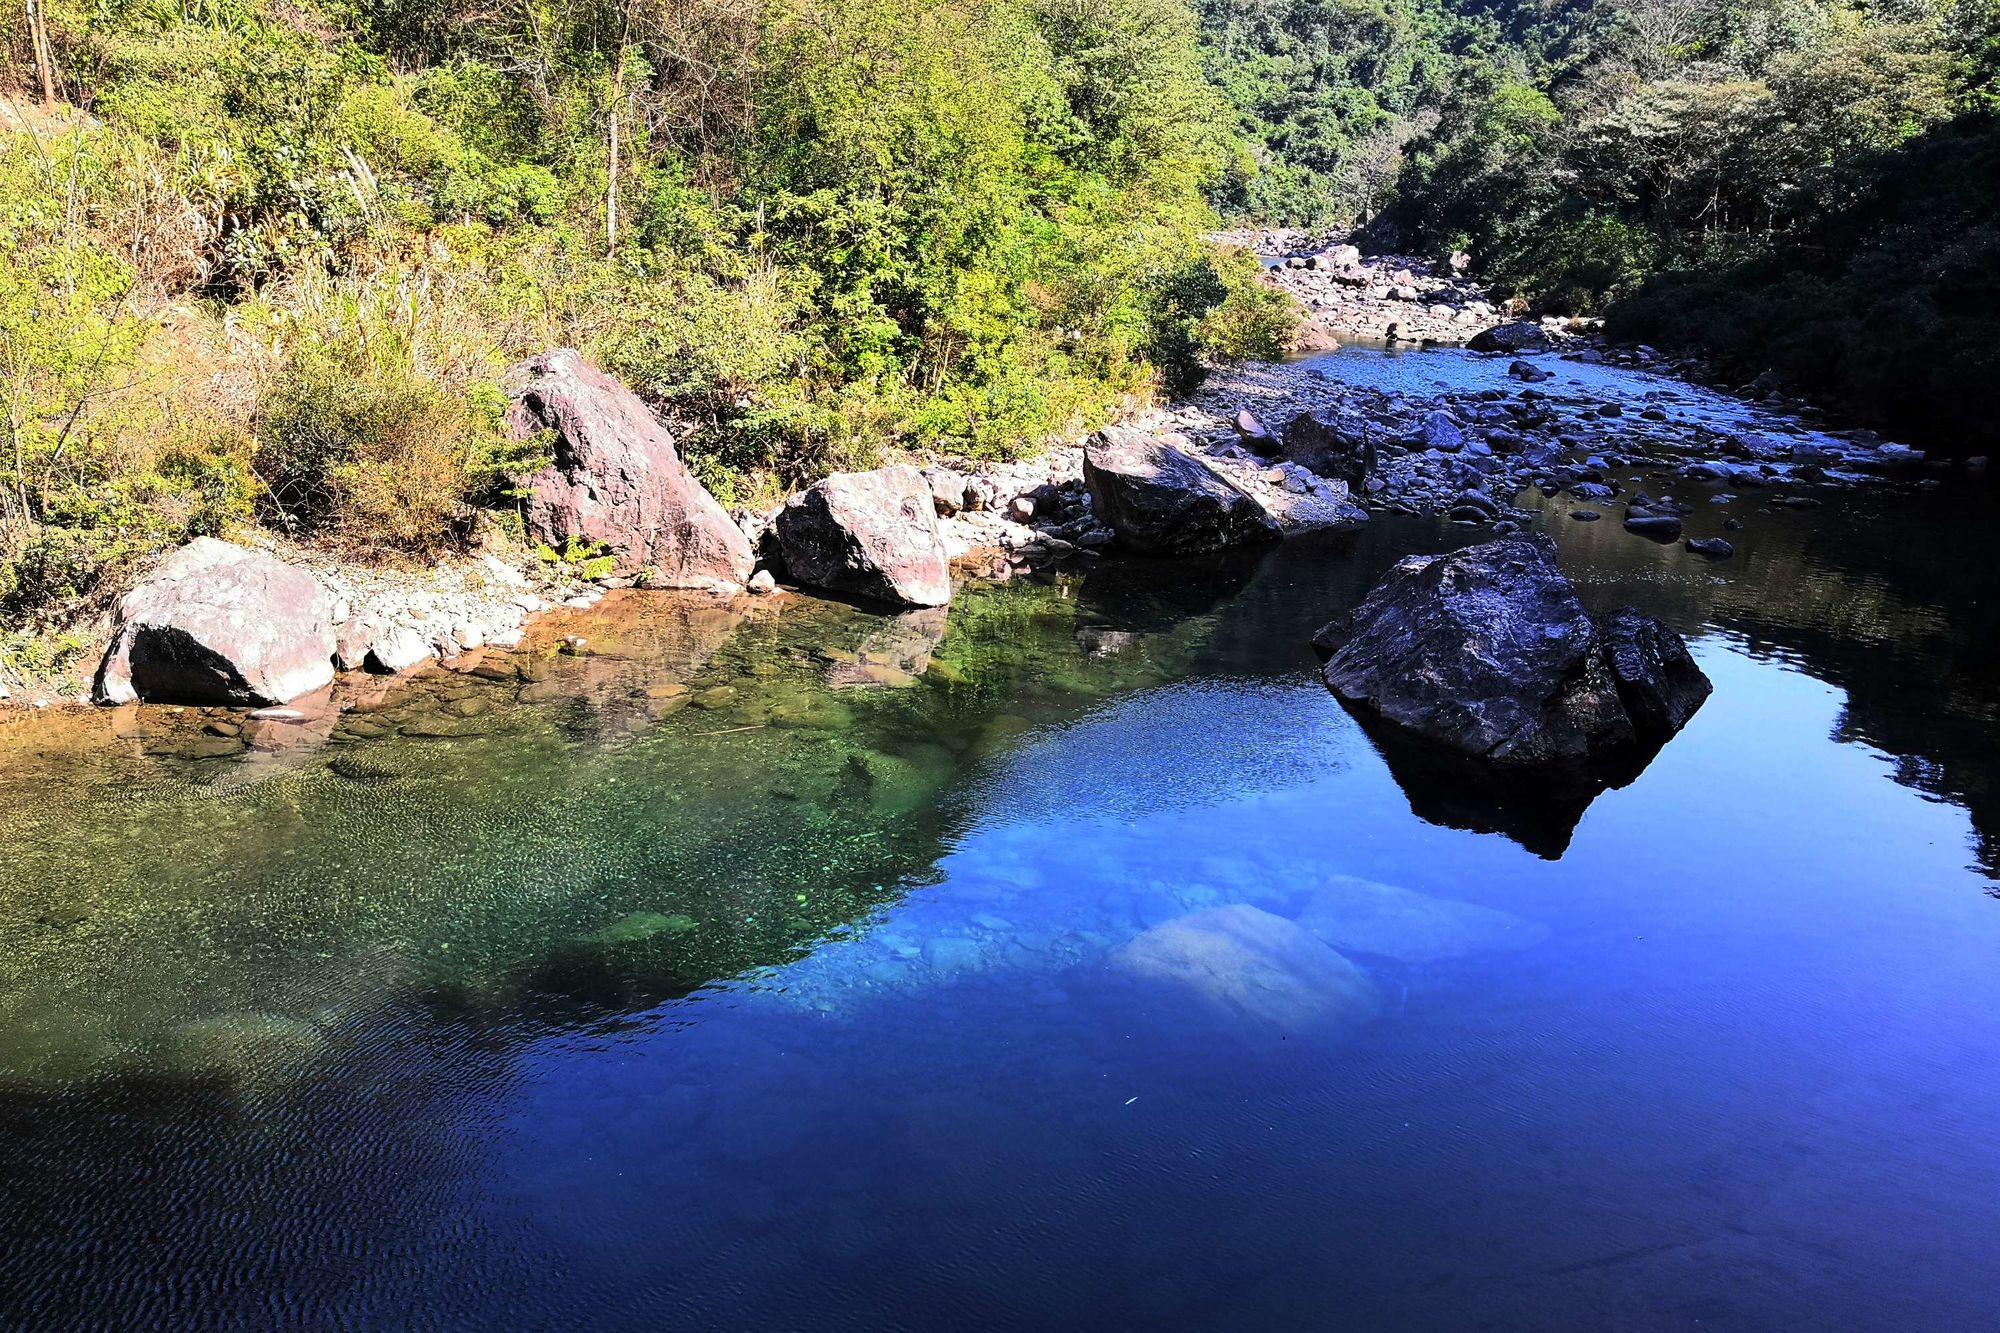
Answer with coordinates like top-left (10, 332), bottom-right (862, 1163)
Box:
top-left (1467, 322), bottom-right (1553, 355)
top-left (1082, 425), bottom-right (1280, 556)
top-left (1281, 409), bottom-right (1378, 486)
top-left (95, 538), bottom-right (336, 706)
top-left (775, 465), bottom-right (953, 608)
top-left (1311, 535), bottom-right (1711, 769)
top-left (506, 349), bottom-right (754, 590)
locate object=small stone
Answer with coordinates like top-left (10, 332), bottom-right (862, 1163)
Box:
top-left (1007, 495), bottom-right (1037, 522)
top-left (748, 569), bottom-right (778, 595)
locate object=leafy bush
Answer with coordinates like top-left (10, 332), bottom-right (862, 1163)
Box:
top-left (254, 353), bottom-right (501, 549)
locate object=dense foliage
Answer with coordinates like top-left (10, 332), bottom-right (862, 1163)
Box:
top-left (1199, 0), bottom-right (2000, 447)
top-left (1380, 0), bottom-right (1984, 308)
top-left (0, 0), bottom-right (1290, 639)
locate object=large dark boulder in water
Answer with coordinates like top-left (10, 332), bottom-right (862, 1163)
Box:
top-left (775, 465), bottom-right (953, 607)
top-left (1082, 425), bottom-right (1279, 555)
top-left (1467, 321), bottom-right (1553, 355)
top-left (1311, 536), bottom-right (1710, 770)
top-left (506, 349), bottom-right (754, 589)
top-left (1280, 409), bottom-right (1377, 486)
top-left (95, 539), bottom-right (336, 706)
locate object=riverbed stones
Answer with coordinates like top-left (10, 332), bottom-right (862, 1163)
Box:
top-left (1311, 535), bottom-right (1711, 769)
top-left (775, 465), bottom-right (953, 607)
top-left (1082, 425), bottom-right (1280, 555)
top-left (1624, 514), bottom-right (1683, 541)
top-left (1297, 874), bottom-right (1549, 963)
top-left (506, 348), bottom-right (754, 589)
top-left (95, 538), bottom-right (337, 707)
top-left (1110, 904), bottom-right (1380, 1030)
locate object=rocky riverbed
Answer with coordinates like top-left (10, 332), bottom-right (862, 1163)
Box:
top-left (3, 297), bottom-right (1972, 715)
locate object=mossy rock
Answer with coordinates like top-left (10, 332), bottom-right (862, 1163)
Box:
top-left (158, 1012), bottom-right (328, 1094)
top-left (768, 693), bottom-right (854, 731)
top-left (587, 910), bottom-right (700, 946)
top-left (838, 749), bottom-right (942, 817)
top-left (921, 659), bottom-right (970, 687)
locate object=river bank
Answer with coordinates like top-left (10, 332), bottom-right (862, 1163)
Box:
top-left (0, 261), bottom-right (1969, 717)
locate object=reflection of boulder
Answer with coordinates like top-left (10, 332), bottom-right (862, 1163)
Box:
top-left (825, 607), bottom-right (950, 689)
top-left (508, 592), bottom-right (748, 735)
top-left (1110, 904), bottom-right (1379, 1030)
top-left (1298, 874), bottom-right (1548, 963)
top-left (1076, 543), bottom-right (1271, 634)
top-left (1344, 705), bottom-right (1626, 858)
top-left (1314, 536), bottom-right (1710, 770)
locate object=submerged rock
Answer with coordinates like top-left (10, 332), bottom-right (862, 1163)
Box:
top-left (507, 348), bottom-right (754, 589)
top-left (1311, 536), bottom-right (1711, 771)
top-left (159, 1012), bottom-right (328, 1095)
top-left (1082, 425), bottom-right (1280, 555)
top-left (95, 538), bottom-right (336, 707)
top-left (775, 465), bottom-right (953, 607)
top-left (1297, 874), bottom-right (1549, 963)
top-left (1624, 514), bottom-right (1683, 541)
top-left (1109, 904), bottom-right (1379, 1030)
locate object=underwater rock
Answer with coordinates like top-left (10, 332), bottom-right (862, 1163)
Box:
top-left (838, 749), bottom-right (941, 816)
top-left (506, 348), bottom-right (754, 589)
top-left (158, 1012), bottom-right (328, 1095)
top-left (588, 910), bottom-right (699, 946)
top-left (1110, 904), bottom-right (1379, 1030)
top-left (95, 538), bottom-right (336, 707)
top-left (826, 607), bottom-right (950, 689)
top-left (775, 465), bottom-right (953, 607)
top-left (1296, 874), bottom-right (1549, 963)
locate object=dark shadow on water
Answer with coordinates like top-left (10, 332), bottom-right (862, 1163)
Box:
top-left (1341, 703), bottom-right (1664, 859)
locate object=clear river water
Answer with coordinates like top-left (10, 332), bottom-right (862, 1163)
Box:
top-left (3, 347), bottom-right (1999, 1331)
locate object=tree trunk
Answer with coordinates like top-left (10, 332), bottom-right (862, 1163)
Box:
top-left (27, 0), bottom-right (58, 109)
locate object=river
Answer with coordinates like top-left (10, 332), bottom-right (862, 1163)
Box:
top-left (3, 348), bottom-right (1998, 1330)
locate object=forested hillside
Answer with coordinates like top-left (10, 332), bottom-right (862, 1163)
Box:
top-left (0, 0), bottom-right (1292, 653)
top-left (1199, 0), bottom-right (2000, 447)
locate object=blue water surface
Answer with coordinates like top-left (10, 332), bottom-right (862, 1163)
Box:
top-left (3, 355), bottom-right (1999, 1332)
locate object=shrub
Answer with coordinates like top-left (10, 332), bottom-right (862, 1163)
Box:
top-left (254, 354), bottom-right (494, 549)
